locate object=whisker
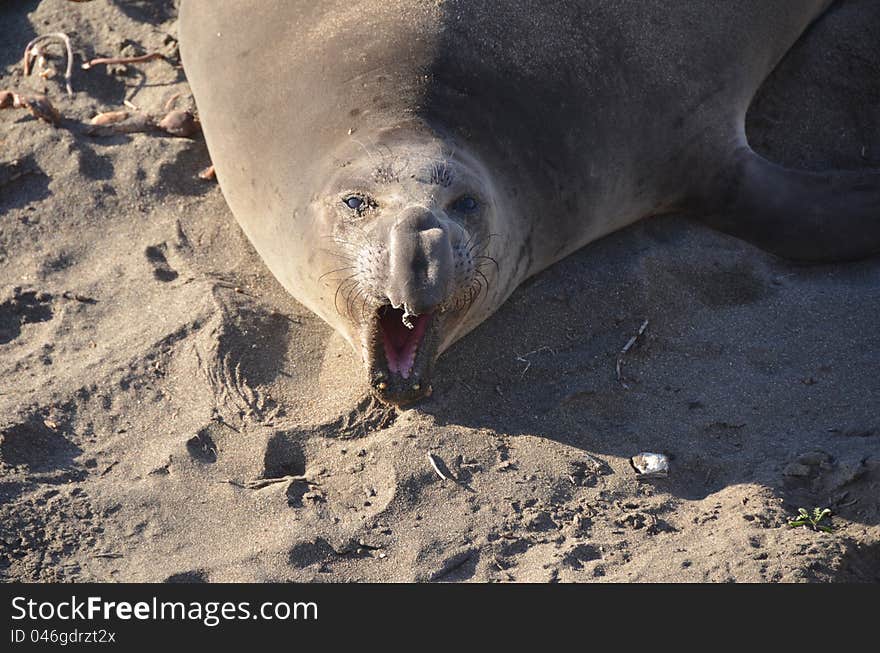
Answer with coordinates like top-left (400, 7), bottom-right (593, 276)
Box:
top-left (473, 277), bottom-right (485, 297)
top-left (321, 251), bottom-right (358, 263)
top-left (318, 265), bottom-right (356, 282)
top-left (345, 283), bottom-right (363, 321)
top-left (360, 291), bottom-right (372, 325)
top-left (475, 255), bottom-right (500, 272)
top-left (334, 277), bottom-right (359, 316)
top-left (462, 232), bottom-right (477, 253)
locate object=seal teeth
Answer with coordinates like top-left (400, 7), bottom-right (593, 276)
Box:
top-left (377, 305), bottom-right (431, 378)
top-left (401, 303), bottom-right (417, 329)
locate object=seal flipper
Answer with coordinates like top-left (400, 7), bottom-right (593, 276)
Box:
top-left (697, 145), bottom-right (880, 263)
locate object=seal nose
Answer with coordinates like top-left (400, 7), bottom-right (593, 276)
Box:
top-left (385, 206), bottom-right (453, 315)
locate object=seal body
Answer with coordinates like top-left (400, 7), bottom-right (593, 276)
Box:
top-left (179, 0), bottom-right (879, 405)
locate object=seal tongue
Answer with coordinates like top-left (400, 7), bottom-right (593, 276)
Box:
top-left (379, 307), bottom-right (430, 379)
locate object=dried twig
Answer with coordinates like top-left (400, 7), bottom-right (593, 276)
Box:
top-left (84, 111), bottom-right (152, 136)
top-left (163, 92), bottom-right (182, 112)
top-left (223, 475), bottom-right (313, 490)
top-left (23, 33), bottom-right (74, 96)
top-left (81, 52), bottom-right (164, 69)
top-left (85, 108), bottom-right (200, 138)
top-left (515, 346), bottom-right (555, 378)
top-left (89, 110), bottom-right (129, 126)
top-left (427, 452), bottom-right (454, 482)
top-left (616, 318), bottom-right (649, 389)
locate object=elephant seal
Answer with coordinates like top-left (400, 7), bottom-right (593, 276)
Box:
top-left (179, 0), bottom-right (880, 406)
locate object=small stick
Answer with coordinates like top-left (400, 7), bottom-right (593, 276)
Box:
top-left (23, 33), bottom-right (74, 96)
top-left (81, 52), bottom-right (164, 69)
top-left (515, 346), bottom-right (555, 378)
top-left (163, 92), bottom-right (182, 113)
top-left (89, 110), bottom-right (129, 126)
top-left (241, 475), bottom-right (312, 489)
top-left (427, 452), bottom-right (448, 481)
top-left (84, 111), bottom-right (153, 136)
top-left (616, 318), bottom-right (649, 389)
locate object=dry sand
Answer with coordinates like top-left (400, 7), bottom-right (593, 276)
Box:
top-left (1, 0), bottom-right (878, 583)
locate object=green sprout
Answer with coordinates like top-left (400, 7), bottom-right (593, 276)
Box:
top-left (788, 507), bottom-right (833, 533)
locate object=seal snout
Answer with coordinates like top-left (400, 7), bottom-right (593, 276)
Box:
top-left (362, 205), bottom-right (468, 405)
top-left (385, 206), bottom-right (455, 316)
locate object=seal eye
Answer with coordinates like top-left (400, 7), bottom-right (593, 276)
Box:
top-left (451, 195), bottom-right (478, 213)
top-left (344, 196), bottom-right (364, 210)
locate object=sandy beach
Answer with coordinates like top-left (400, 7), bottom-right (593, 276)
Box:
top-left (1, 0), bottom-right (878, 582)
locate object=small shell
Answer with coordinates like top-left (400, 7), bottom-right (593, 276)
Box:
top-left (630, 452), bottom-right (669, 478)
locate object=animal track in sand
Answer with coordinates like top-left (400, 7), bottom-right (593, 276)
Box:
top-left (561, 543), bottom-right (602, 570)
top-left (0, 486), bottom-right (102, 582)
top-left (261, 431), bottom-right (306, 479)
top-left (185, 426), bottom-right (219, 463)
top-left (164, 570), bottom-right (208, 583)
top-left (288, 538), bottom-right (338, 569)
top-left (0, 417), bottom-right (80, 472)
top-left (311, 394), bottom-right (397, 440)
top-left (427, 547), bottom-right (480, 582)
top-left (0, 288), bottom-right (53, 345)
top-left (144, 243), bottom-right (179, 282)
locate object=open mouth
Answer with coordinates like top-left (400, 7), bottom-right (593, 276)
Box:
top-left (379, 306), bottom-right (432, 379)
top-left (367, 305), bottom-right (440, 405)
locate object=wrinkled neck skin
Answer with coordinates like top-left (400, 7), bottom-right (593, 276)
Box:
top-left (306, 123), bottom-right (523, 360)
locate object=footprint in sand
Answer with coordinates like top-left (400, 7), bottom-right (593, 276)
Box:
top-left (0, 288), bottom-right (53, 345)
top-left (144, 243), bottom-right (179, 282)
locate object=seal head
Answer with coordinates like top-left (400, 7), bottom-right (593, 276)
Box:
top-left (316, 129), bottom-right (500, 404)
